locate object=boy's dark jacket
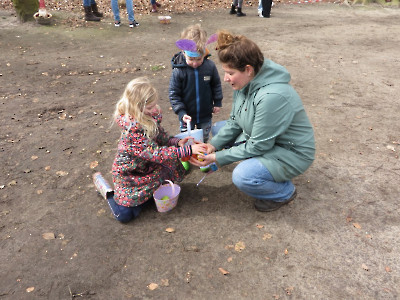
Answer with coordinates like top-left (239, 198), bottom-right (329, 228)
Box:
top-left (169, 52), bottom-right (223, 124)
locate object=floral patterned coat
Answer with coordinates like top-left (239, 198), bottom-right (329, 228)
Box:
top-left (112, 114), bottom-right (187, 207)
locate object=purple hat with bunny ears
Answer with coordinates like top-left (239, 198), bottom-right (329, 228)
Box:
top-left (175, 33), bottom-right (218, 57)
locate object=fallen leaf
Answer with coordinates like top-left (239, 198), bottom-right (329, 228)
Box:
top-left (90, 161), bottom-right (99, 169)
top-left (362, 263), bottom-right (369, 271)
top-left (161, 279), bottom-right (169, 286)
top-left (26, 287), bottom-right (35, 293)
top-left (147, 283), bottom-right (158, 290)
top-left (353, 223), bottom-right (362, 229)
top-left (201, 196), bottom-right (208, 202)
top-left (31, 155), bottom-right (38, 160)
top-left (227, 257), bottom-right (233, 262)
top-left (346, 216), bottom-right (352, 222)
top-left (42, 232), bottom-right (56, 240)
top-left (284, 248), bottom-right (289, 255)
top-left (165, 227), bottom-right (175, 233)
top-left (218, 267), bottom-right (229, 275)
top-left (36, 190), bottom-right (43, 195)
top-left (385, 266), bottom-right (391, 272)
top-left (8, 180), bottom-right (17, 186)
top-left (285, 286), bottom-right (294, 295)
top-left (263, 233), bottom-right (272, 240)
top-left (45, 166), bottom-right (51, 171)
top-left (56, 171), bottom-right (68, 177)
top-left (97, 208), bottom-right (106, 216)
top-left (256, 224), bottom-right (264, 229)
top-left (234, 241), bottom-right (245, 252)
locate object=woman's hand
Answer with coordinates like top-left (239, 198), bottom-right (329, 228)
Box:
top-left (205, 143), bottom-right (216, 154)
top-left (189, 152), bottom-right (216, 167)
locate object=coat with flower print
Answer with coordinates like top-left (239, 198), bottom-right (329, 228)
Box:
top-left (112, 114), bottom-right (186, 207)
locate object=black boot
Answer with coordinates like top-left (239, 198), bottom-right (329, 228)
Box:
top-left (236, 7), bottom-right (246, 17)
top-left (91, 3), bottom-right (103, 18)
top-left (84, 6), bottom-right (100, 21)
top-left (229, 4), bottom-right (236, 14)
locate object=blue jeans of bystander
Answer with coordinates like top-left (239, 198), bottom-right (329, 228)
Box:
top-left (111, 0), bottom-right (135, 22)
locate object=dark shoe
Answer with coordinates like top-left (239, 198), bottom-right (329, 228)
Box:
top-left (236, 7), bottom-right (246, 17)
top-left (229, 4), bottom-right (236, 14)
top-left (129, 20), bottom-right (139, 28)
top-left (254, 189), bottom-right (297, 212)
top-left (155, 1), bottom-right (162, 7)
top-left (151, 4), bottom-right (158, 12)
top-left (84, 6), bottom-right (100, 21)
top-left (91, 3), bottom-right (103, 17)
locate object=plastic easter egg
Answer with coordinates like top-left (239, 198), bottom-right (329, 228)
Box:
top-left (181, 161), bottom-right (190, 171)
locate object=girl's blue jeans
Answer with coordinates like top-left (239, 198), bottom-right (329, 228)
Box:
top-left (211, 120), bottom-right (295, 202)
top-left (111, 0), bottom-right (135, 22)
top-left (107, 195), bottom-right (143, 223)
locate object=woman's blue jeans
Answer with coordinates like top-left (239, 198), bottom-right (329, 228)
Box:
top-left (111, 0), bottom-right (134, 22)
top-left (107, 195), bottom-right (143, 223)
top-left (212, 120), bottom-right (295, 202)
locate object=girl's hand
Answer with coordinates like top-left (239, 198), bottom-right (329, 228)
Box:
top-left (178, 136), bottom-right (194, 147)
top-left (191, 143), bottom-right (208, 155)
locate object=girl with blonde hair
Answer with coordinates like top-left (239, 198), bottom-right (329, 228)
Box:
top-left (110, 77), bottom-right (206, 222)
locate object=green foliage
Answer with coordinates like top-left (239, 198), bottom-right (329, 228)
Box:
top-left (13, 0), bottom-right (39, 22)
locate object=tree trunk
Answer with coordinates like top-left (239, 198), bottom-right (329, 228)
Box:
top-left (13, 0), bottom-right (39, 22)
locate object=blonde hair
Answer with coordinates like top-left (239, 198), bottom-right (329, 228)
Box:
top-left (113, 77), bottom-right (159, 138)
top-left (217, 30), bottom-right (264, 74)
top-left (180, 24), bottom-right (208, 56)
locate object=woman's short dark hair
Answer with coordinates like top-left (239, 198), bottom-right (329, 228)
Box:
top-left (217, 30), bottom-right (264, 74)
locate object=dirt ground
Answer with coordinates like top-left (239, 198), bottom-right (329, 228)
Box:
top-left (1, 3), bottom-right (400, 299)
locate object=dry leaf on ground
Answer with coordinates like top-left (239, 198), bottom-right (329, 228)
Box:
top-left (165, 227), bottom-right (175, 233)
top-left (362, 263), bottom-right (369, 271)
top-left (218, 267), bottom-right (229, 275)
top-left (90, 161), bottom-right (99, 169)
top-left (42, 232), bottom-right (56, 240)
top-left (234, 241), bottom-right (245, 252)
top-left (353, 223), bottom-right (362, 229)
top-left (263, 233), bottom-right (272, 240)
top-left (56, 171), bottom-right (68, 176)
top-left (147, 283), bottom-right (158, 290)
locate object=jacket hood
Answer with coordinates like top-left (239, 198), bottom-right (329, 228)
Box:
top-left (171, 51), bottom-right (211, 69)
top-left (245, 59), bottom-right (291, 94)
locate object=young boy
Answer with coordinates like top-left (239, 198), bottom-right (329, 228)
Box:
top-left (169, 24), bottom-right (223, 143)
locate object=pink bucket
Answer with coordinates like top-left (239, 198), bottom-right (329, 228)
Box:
top-left (153, 180), bottom-right (181, 213)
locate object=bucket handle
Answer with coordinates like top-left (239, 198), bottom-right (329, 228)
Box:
top-left (164, 180), bottom-right (175, 196)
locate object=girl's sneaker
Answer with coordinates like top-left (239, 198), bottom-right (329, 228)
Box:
top-left (129, 20), bottom-right (139, 28)
top-left (114, 21), bottom-right (121, 27)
